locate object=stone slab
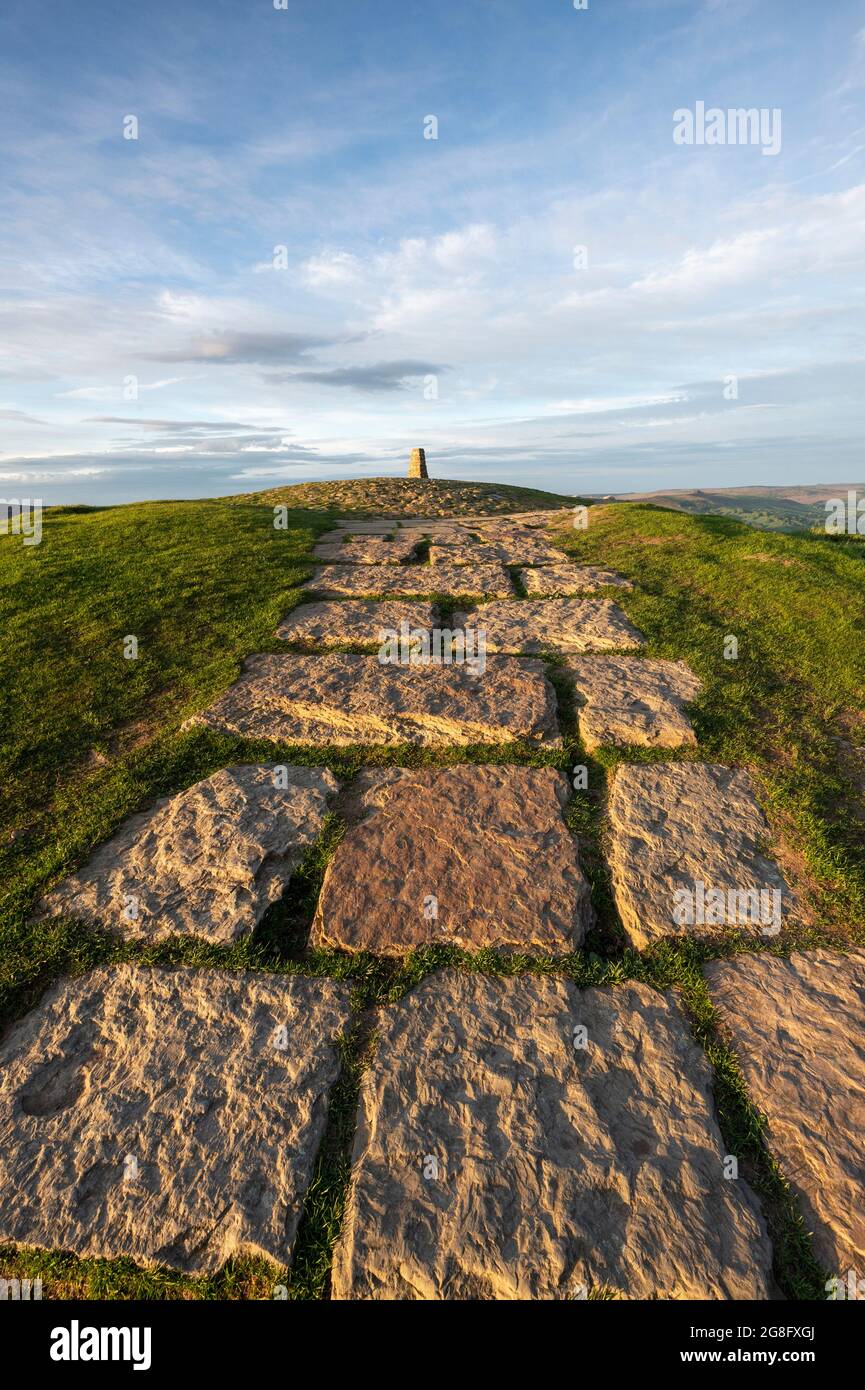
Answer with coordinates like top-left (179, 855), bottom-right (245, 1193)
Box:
top-left (185, 653), bottom-right (561, 747)
top-left (705, 948), bottom-right (865, 1280)
top-left (34, 765), bottom-right (339, 944)
top-left (303, 563), bottom-right (515, 599)
top-left (522, 563), bottom-right (633, 597)
top-left (333, 519), bottom-right (400, 533)
top-left (0, 965), bottom-right (352, 1274)
top-left (313, 766), bottom-right (593, 954)
top-left (331, 971), bottom-right (772, 1300)
top-left (566, 656), bottom-right (702, 750)
top-left (277, 600), bottom-right (438, 648)
top-left (607, 763), bottom-right (795, 950)
top-left (454, 599), bottom-right (646, 654)
top-left (429, 538), bottom-right (563, 566)
top-left (313, 535), bottom-right (419, 564)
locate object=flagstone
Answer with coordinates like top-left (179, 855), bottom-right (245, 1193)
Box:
top-left (185, 653), bottom-right (561, 746)
top-left (566, 656), bottom-right (701, 749)
top-left (429, 537), bottom-right (563, 566)
top-left (454, 598), bottom-right (646, 654)
top-left (34, 765), bottom-right (339, 944)
top-left (313, 766), bottom-right (593, 954)
top-left (607, 763), bottom-right (796, 950)
top-left (521, 563), bottom-right (633, 597)
top-left (277, 600), bottom-right (438, 647)
top-left (704, 948), bottom-right (865, 1280)
top-left (313, 535), bottom-right (420, 564)
top-left (331, 971), bottom-right (772, 1300)
top-left (303, 563), bottom-right (515, 598)
top-left (0, 965), bottom-right (352, 1274)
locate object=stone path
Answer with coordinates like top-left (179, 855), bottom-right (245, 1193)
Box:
top-left (454, 598), bottom-right (646, 654)
top-left (313, 766), bottom-right (593, 954)
top-left (607, 763), bottom-right (795, 950)
top-left (565, 656), bottom-right (701, 749)
top-left (13, 500), bottom-right (842, 1301)
top-left (303, 562), bottom-right (515, 598)
top-left (429, 537), bottom-right (563, 566)
top-left (705, 949), bottom-right (865, 1279)
top-left (331, 971), bottom-right (772, 1300)
top-left (34, 766), bottom-right (339, 944)
top-left (522, 562), bottom-right (633, 596)
top-left (0, 966), bottom-right (352, 1273)
top-left (277, 599), bottom-right (438, 647)
top-left (313, 535), bottom-right (420, 564)
top-left (186, 652), bottom-right (561, 746)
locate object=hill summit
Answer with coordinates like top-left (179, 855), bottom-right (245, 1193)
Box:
top-left (241, 475), bottom-right (579, 518)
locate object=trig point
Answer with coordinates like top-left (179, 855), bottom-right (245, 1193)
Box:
top-left (408, 447), bottom-right (428, 479)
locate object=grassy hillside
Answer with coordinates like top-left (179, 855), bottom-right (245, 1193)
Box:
top-left (1, 486), bottom-right (864, 1300)
top-left (605, 483), bottom-right (865, 532)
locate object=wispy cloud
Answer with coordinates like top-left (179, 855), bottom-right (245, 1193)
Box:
top-left (1, 0), bottom-right (864, 500)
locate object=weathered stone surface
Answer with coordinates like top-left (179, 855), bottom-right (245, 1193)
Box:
top-left (333, 519), bottom-right (399, 534)
top-left (34, 765), bottom-right (339, 944)
top-left (705, 948), bottom-right (865, 1279)
top-left (454, 598), bottom-right (646, 654)
top-left (566, 656), bottom-right (702, 750)
top-left (313, 766), bottom-right (593, 954)
top-left (408, 447), bottom-right (428, 478)
top-left (607, 763), bottom-right (795, 951)
top-left (303, 563), bottom-right (515, 599)
top-left (277, 600), bottom-right (438, 647)
top-left (427, 542), bottom-right (519, 566)
top-left (332, 971), bottom-right (772, 1300)
top-left (522, 563), bottom-right (633, 597)
top-left (186, 653), bottom-right (561, 747)
top-left (313, 535), bottom-right (419, 564)
top-left (0, 965), bottom-right (352, 1274)
top-left (429, 536), bottom-right (562, 566)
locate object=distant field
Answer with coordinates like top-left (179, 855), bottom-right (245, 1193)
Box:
top-left (602, 483), bottom-right (865, 532)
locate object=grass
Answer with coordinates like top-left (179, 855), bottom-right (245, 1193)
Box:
top-left (1, 486), bottom-right (863, 1300)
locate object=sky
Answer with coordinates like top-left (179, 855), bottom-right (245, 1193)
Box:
top-left (1, 0), bottom-right (864, 505)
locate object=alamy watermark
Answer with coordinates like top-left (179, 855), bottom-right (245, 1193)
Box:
top-left (673, 102), bottom-right (782, 156)
top-left (378, 620), bottom-right (486, 675)
top-left (672, 879), bottom-right (782, 937)
top-left (0, 1276), bottom-right (42, 1300)
top-left (826, 1269), bottom-right (865, 1300)
top-left (825, 491), bottom-right (865, 535)
top-left (0, 498), bottom-right (42, 546)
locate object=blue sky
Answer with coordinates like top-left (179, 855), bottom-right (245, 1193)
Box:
top-left (1, 0), bottom-right (864, 504)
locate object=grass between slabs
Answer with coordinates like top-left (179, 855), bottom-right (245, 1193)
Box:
top-left (1, 491), bottom-right (863, 1299)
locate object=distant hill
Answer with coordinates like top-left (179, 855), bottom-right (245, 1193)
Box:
top-left (595, 484), bottom-right (865, 532)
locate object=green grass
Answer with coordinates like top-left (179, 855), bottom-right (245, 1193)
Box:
top-left (1, 491), bottom-right (863, 1301)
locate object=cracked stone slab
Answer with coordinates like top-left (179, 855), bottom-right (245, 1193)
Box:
top-left (313, 766), bottom-right (593, 954)
top-left (277, 600), bottom-right (438, 647)
top-left (565, 657), bottom-right (702, 750)
top-left (429, 537), bottom-right (563, 566)
top-left (522, 563), bottom-right (633, 597)
top-left (0, 965), bottom-right (352, 1275)
top-left (34, 765), bottom-right (339, 944)
top-left (607, 763), bottom-right (796, 951)
top-left (454, 598), bottom-right (646, 654)
top-left (333, 518), bottom-right (399, 534)
top-left (313, 535), bottom-right (420, 564)
top-left (331, 970), bottom-right (772, 1300)
top-left (185, 653), bottom-right (561, 747)
top-left (705, 948), bottom-right (865, 1280)
top-left (303, 563), bottom-right (515, 599)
